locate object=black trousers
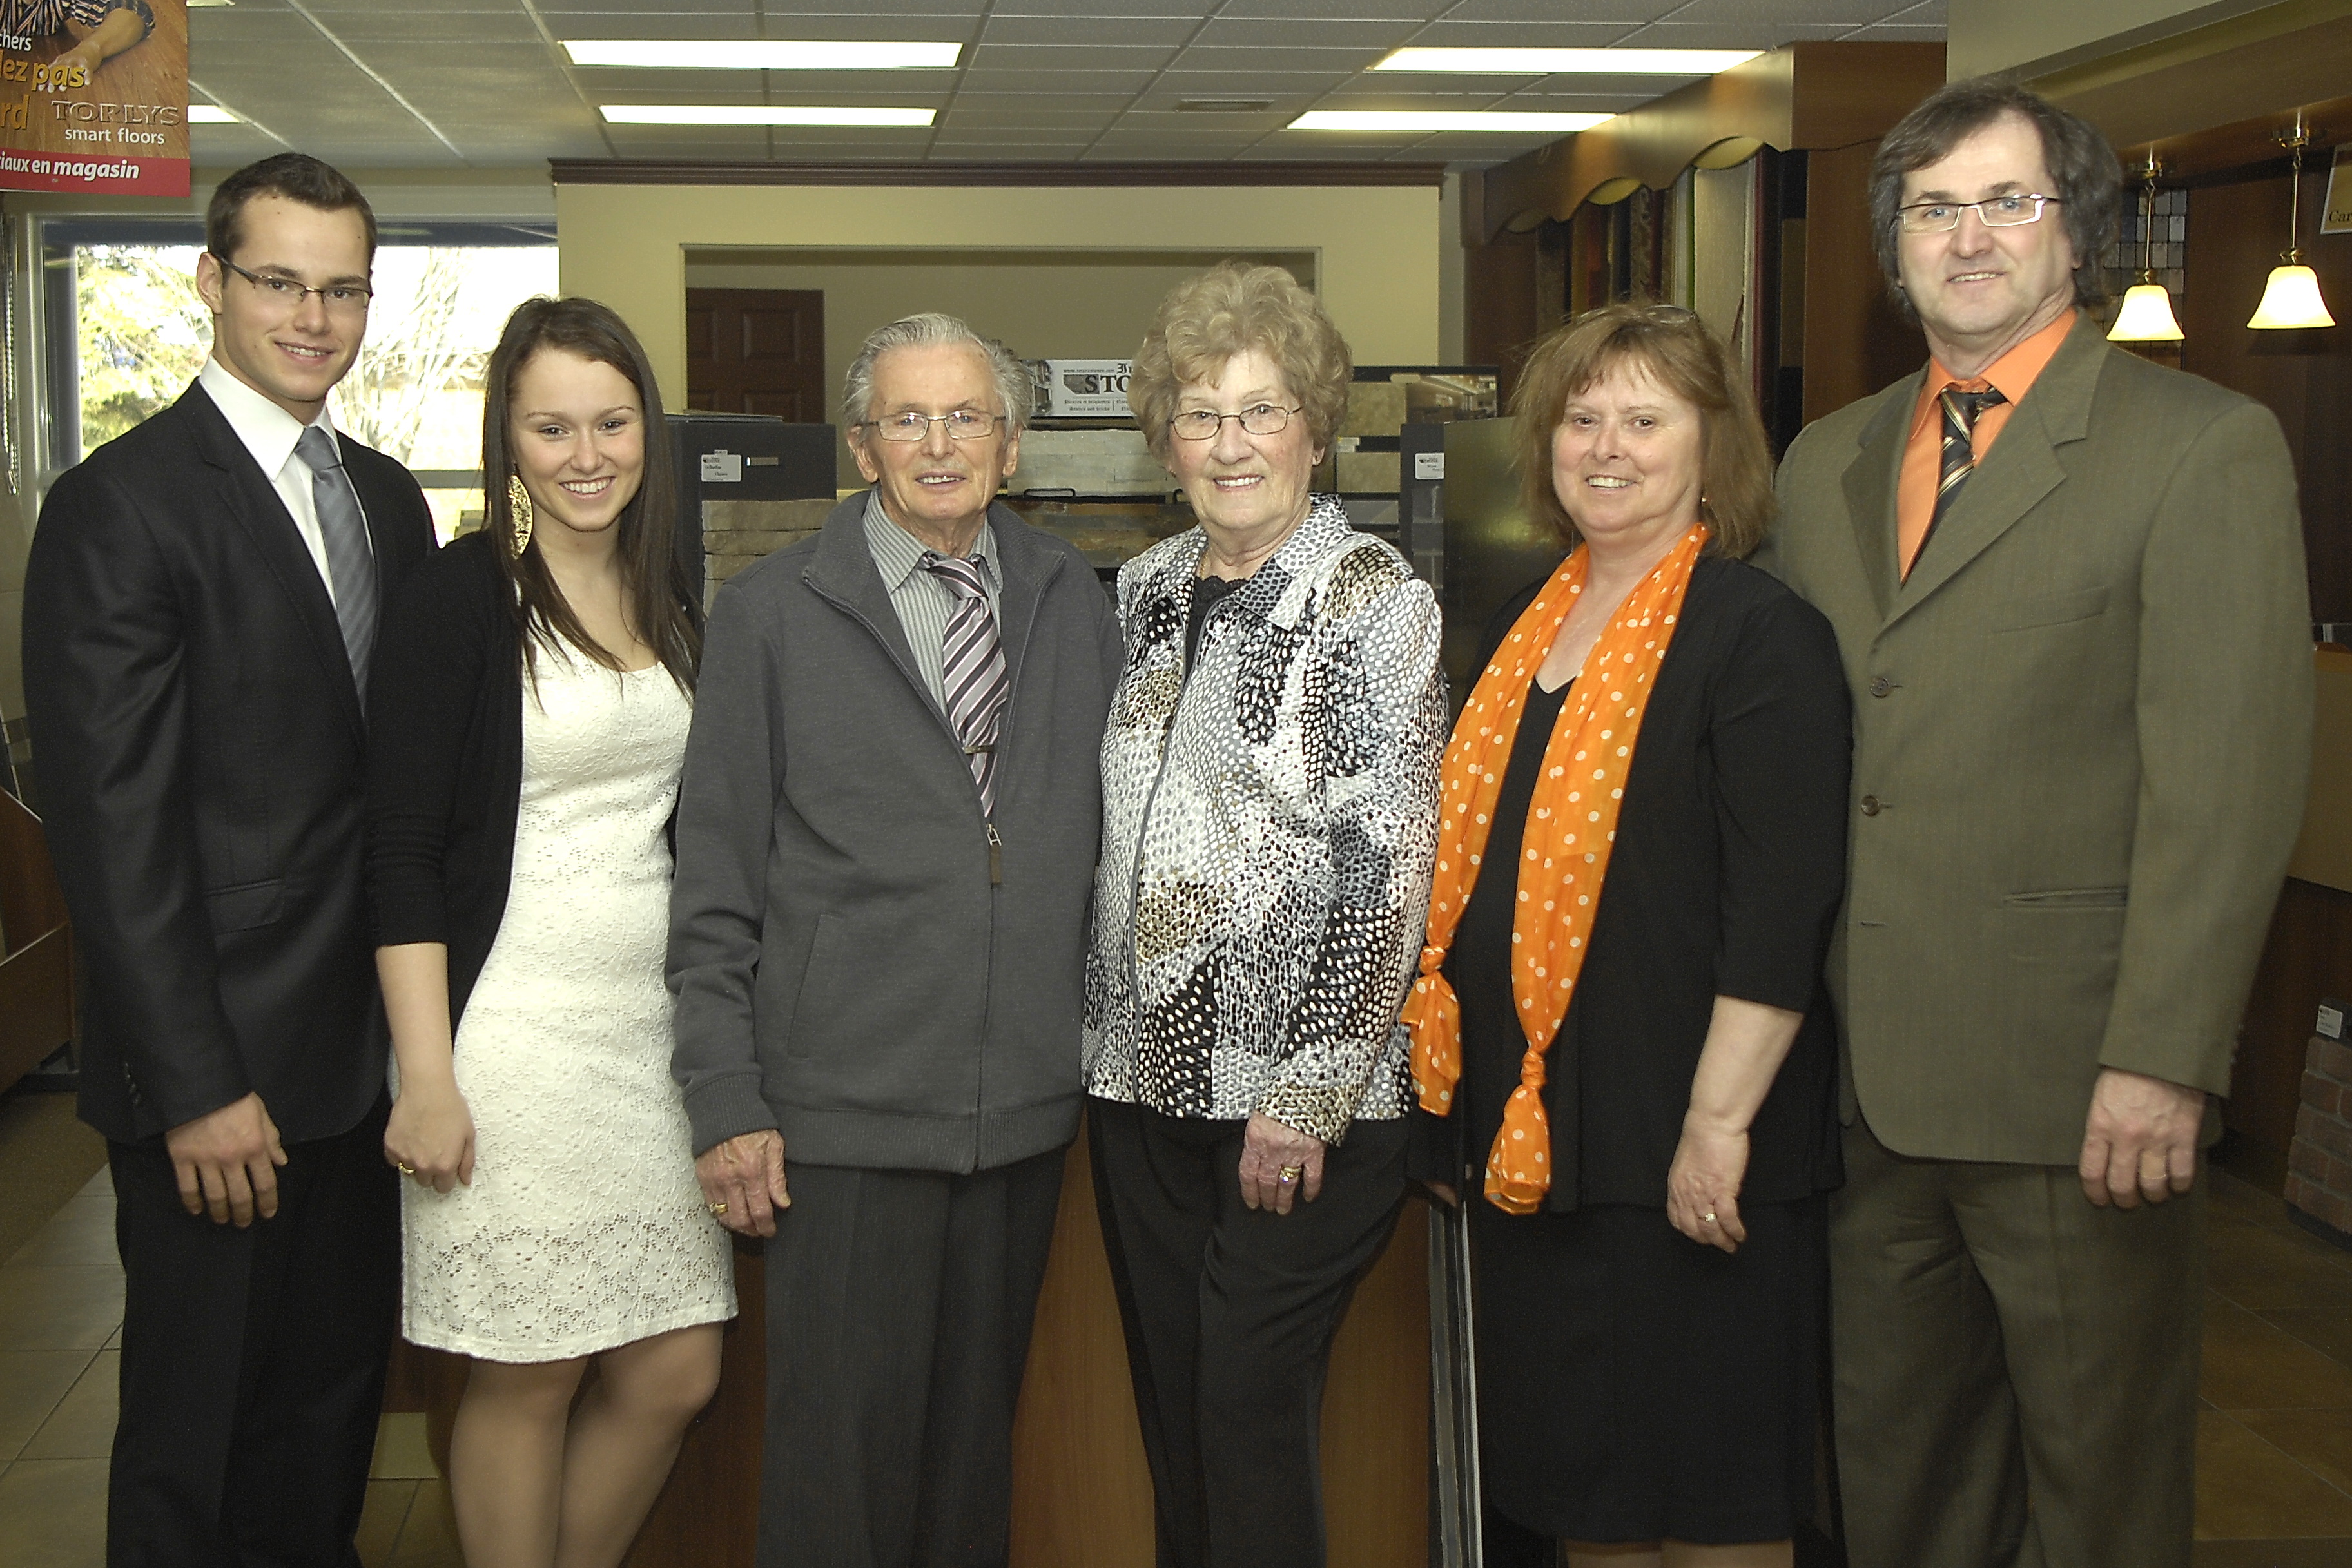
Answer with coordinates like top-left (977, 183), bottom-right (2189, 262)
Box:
top-left (108, 1097), bottom-right (399, 1568)
top-left (757, 1147), bottom-right (1065, 1568)
top-left (1087, 1098), bottom-right (1410, 1568)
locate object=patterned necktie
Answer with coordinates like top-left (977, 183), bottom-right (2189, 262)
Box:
top-left (1912, 384), bottom-right (2008, 576)
top-left (294, 425), bottom-right (380, 693)
top-left (921, 551), bottom-right (1009, 815)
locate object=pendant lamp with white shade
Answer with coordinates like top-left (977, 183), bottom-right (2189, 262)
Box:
top-left (2248, 115), bottom-right (2337, 331)
top-left (2110, 152), bottom-right (2183, 342)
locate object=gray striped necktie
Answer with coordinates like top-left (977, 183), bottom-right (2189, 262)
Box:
top-left (921, 550), bottom-right (1009, 815)
top-left (1911, 384), bottom-right (2007, 576)
top-left (295, 425), bottom-right (380, 694)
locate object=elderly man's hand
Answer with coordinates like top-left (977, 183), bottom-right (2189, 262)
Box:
top-left (2079, 1068), bottom-right (2203, 1209)
top-left (1238, 1112), bottom-right (1325, 1215)
top-left (695, 1130), bottom-right (789, 1237)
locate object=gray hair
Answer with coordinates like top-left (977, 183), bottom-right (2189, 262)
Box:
top-left (839, 312), bottom-right (1035, 436)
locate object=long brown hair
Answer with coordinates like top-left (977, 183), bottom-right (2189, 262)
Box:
top-left (481, 296), bottom-right (700, 690)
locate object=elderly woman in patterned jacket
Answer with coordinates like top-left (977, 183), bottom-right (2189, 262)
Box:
top-left (1084, 260), bottom-right (1446, 1568)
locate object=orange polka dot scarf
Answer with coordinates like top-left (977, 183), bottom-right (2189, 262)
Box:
top-left (1403, 525), bottom-right (1707, 1214)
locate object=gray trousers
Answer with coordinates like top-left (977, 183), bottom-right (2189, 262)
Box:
top-left (1830, 1118), bottom-right (2203, 1568)
top-left (757, 1148), bottom-right (1064, 1568)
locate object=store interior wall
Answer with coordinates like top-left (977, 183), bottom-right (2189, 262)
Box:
top-left (559, 180), bottom-right (1444, 427)
top-left (1945, 0), bottom-right (2286, 79)
top-left (683, 247), bottom-right (1317, 489)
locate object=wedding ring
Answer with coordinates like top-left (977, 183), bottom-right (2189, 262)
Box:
top-left (1703, 1211), bottom-right (1717, 1224)
top-left (1279, 1165), bottom-right (1303, 1183)
top-left (396, 1163), bottom-right (415, 1176)
top-left (706, 1201), bottom-right (728, 1215)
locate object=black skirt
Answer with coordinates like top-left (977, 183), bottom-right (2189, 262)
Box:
top-left (1470, 1194), bottom-right (1826, 1546)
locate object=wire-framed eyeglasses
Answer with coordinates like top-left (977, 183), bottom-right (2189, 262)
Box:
top-left (859, 410), bottom-right (1005, 442)
top-left (211, 255), bottom-right (374, 315)
top-left (1896, 194), bottom-right (2063, 234)
top-left (1169, 403), bottom-right (1301, 441)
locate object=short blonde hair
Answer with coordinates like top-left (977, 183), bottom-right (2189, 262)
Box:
top-left (1510, 302), bottom-right (1776, 559)
top-left (1128, 262), bottom-right (1352, 464)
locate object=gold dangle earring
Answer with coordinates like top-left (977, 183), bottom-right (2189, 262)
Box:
top-left (507, 473), bottom-right (534, 559)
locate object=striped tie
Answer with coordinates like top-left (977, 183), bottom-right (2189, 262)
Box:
top-left (295, 425), bottom-right (380, 695)
top-left (1912, 385), bottom-right (2007, 576)
top-left (922, 551), bottom-right (1009, 815)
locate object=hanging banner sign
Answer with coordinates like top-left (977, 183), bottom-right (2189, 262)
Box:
top-left (0, 0), bottom-right (188, 195)
top-left (2324, 146), bottom-right (2352, 237)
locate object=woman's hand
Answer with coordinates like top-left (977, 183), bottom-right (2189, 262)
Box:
top-left (1239, 1112), bottom-right (1325, 1215)
top-left (696, 1130), bottom-right (789, 1237)
top-left (1667, 1116), bottom-right (1749, 1253)
top-left (385, 1076), bottom-right (476, 1194)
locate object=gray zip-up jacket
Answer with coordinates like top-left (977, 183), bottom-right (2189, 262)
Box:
top-left (668, 494), bottom-right (1123, 1172)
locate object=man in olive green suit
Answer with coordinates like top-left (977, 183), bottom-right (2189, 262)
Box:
top-left (1762, 80), bottom-right (2311, 1567)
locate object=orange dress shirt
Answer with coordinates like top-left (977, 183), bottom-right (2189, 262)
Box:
top-left (1895, 309), bottom-right (2076, 577)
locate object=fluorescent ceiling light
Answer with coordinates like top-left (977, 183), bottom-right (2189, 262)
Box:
top-left (599, 105), bottom-right (935, 127)
top-left (187, 104), bottom-right (240, 123)
top-left (1375, 48), bottom-right (1762, 75)
top-left (566, 41), bottom-right (958, 70)
top-left (1289, 110), bottom-right (1611, 133)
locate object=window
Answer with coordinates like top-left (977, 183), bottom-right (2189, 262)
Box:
top-left (43, 218), bottom-right (558, 540)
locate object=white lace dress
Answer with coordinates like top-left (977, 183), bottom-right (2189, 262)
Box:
top-left (400, 651), bottom-right (735, 1362)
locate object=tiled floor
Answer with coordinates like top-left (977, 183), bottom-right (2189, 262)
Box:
top-left (4, 1155), bottom-right (2352, 1564)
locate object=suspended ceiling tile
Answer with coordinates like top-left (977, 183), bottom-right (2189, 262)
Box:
top-left (964, 43), bottom-right (1184, 71)
top-left (953, 68), bottom-right (1161, 94)
top-left (304, 12), bottom-right (547, 43)
top-left (1190, 19), bottom-right (1424, 50)
top-left (1405, 20), bottom-right (1647, 44)
top-left (1169, 46), bottom-right (1393, 73)
top-left (1613, 21), bottom-right (1856, 48)
top-left (1667, 0), bottom-right (1907, 22)
top-left (1214, 0), bottom-right (1450, 18)
top-left (990, 0), bottom-right (1216, 15)
top-left (980, 15), bottom-right (1201, 46)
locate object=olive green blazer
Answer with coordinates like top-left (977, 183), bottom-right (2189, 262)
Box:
top-left (1760, 315), bottom-right (2312, 1165)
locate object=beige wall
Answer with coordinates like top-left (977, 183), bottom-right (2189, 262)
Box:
top-left (683, 247), bottom-right (1315, 487)
top-left (1945, 0), bottom-right (2284, 79)
top-left (557, 181), bottom-right (1444, 423)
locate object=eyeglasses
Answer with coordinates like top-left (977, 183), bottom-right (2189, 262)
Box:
top-left (859, 410), bottom-right (1004, 442)
top-left (1896, 194), bottom-right (2063, 234)
top-left (1169, 403), bottom-right (1301, 441)
top-left (211, 255), bottom-right (374, 315)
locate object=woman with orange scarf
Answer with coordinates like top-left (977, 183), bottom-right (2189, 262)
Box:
top-left (1407, 304), bottom-right (1849, 1568)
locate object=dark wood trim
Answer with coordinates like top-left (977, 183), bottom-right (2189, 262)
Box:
top-left (549, 159), bottom-right (1446, 189)
top-left (1470, 42), bottom-right (1944, 242)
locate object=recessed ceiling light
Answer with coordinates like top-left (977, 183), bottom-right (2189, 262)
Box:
top-left (599, 105), bottom-right (936, 127)
top-left (566, 41), bottom-right (958, 70)
top-left (187, 104), bottom-right (240, 123)
top-left (1375, 48), bottom-right (1762, 75)
top-left (1288, 110), bottom-right (1611, 133)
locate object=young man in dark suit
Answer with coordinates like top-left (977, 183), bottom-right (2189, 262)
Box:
top-left (23, 152), bottom-right (434, 1564)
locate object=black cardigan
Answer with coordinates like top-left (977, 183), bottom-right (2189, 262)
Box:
top-left (365, 529), bottom-right (528, 1029)
top-left (1415, 554), bottom-right (1853, 1210)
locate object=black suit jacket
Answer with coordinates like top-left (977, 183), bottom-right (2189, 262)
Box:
top-left (23, 380), bottom-right (434, 1144)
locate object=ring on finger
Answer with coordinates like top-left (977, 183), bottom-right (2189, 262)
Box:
top-left (706, 1201), bottom-right (728, 1215)
top-left (396, 1162), bottom-right (416, 1176)
top-left (1278, 1164), bottom-right (1304, 1183)
top-left (1702, 1210), bottom-right (1717, 1224)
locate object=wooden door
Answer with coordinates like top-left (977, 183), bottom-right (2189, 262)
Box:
top-left (685, 289), bottom-right (826, 420)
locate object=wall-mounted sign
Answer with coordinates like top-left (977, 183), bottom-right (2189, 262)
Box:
top-left (2326, 146), bottom-right (2352, 237)
top-left (0, 1), bottom-right (187, 195)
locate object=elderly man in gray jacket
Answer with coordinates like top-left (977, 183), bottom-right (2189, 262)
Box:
top-left (670, 312), bottom-right (1122, 1568)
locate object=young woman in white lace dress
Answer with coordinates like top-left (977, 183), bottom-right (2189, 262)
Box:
top-left (367, 297), bottom-right (734, 1568)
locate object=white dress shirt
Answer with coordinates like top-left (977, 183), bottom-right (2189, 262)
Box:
top-left (197, 357), bottom-right (371, 608)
